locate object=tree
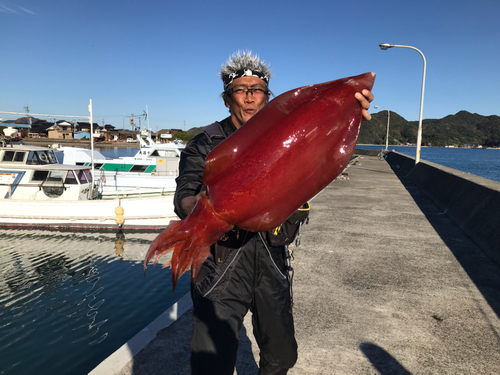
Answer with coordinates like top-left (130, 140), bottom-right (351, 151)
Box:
top-left (173, 131), bottom-right (195, 143)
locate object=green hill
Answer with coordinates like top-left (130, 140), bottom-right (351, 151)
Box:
top-left (358, 110), bottom-right (500, 147)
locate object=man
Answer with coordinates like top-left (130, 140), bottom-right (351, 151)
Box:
top-left (173, 51), bottom-right (374, 375)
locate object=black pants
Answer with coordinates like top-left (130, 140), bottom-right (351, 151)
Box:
top-left (191, 233), bottom-right (297, 375)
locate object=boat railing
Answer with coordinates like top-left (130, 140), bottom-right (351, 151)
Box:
top-left (99, 187), bottom-right (175, 200)
top-left (1, 182), bottom-right (65, 198)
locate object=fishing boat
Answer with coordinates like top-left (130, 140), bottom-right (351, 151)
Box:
top-left (57, 135), bottom-right (185, 197)
top-left (0, 142), bottom-right (176, 231)
top-left (136, 134), bottom-right (185, 158)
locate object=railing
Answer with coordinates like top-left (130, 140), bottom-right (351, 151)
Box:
top-left (0, 183), bottom-right (46, 199)
top-left (1, 181), bottom-right (76, 200)
top-left (99, 187), bottom-right (175, 200)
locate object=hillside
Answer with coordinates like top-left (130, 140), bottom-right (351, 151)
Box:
top-left (358, 110), bottom-right (500, 147)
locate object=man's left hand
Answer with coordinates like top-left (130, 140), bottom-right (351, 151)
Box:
top-left (355, 89), bottom-right (374, 121)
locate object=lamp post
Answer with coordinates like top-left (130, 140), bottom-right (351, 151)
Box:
top-left (374, 105), bottom-right (390, 151)
top-left (379, 43), bottom-right (426, 164)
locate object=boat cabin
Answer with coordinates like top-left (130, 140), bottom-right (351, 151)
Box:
top-left (0, 144), bottom-right (95, 201)
top-left (59, 146), bottom-right (181, 176)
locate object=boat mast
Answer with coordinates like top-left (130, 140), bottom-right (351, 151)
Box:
top-left (89, 99), bottom-right (95, 194)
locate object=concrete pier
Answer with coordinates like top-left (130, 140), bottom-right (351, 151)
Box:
top-left (93, 152), bottom-right (500, 374)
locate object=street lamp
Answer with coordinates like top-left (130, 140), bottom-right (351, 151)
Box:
top-left (374, 106), bottom-right (390, 151)
top-left (379, 43), bottom-right (426, 164)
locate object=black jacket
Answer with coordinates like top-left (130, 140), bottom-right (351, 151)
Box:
top-left (173, 117), bottom-right (237, 219)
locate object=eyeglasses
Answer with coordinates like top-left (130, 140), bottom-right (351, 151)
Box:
top-left (225, 85), bottom-right (268, 97)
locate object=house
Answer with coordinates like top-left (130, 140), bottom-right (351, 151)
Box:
top-left (47, 120), bottom-right (74, 139)
top-left (28, 119), bottom-right (53, 138)
top-left (75, 122), bottom-right (100, 133)
top-left (154, 129), bottom-right (175, 143)
top-left (114, 130), bottom-right (137, 142)
top-left (75, 122), bottom-right (91, 132)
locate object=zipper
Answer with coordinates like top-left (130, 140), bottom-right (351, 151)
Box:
top-left (202, 246), bottom-right (243, 298)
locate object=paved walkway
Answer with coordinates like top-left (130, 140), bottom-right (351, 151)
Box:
top-left (107, 155), bottom-right (500, 374)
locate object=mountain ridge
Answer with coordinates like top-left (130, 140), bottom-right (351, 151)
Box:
top-left (358, 110), bottom-right (500, 147)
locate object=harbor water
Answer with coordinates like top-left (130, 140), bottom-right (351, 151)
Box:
top-left (356, 145), bottom-right (500, 183)
top-left (0, 229), bottom-right (190, 375)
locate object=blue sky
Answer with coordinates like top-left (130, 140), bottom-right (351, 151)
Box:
top-left (1, 0), bottom-right (498, 131)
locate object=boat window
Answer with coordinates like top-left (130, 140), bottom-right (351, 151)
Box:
top-left (2, 151), bottom-right (15, 162)
top-left (36, 151), bottom-right (50, 164)
top-left (26, 151), bottom-right (38, 165)
top-left (64, 170), bottom-right (78, 184)
top-left (83, 169), bottom-right (93, 183)
top-left (150, 150), bottom-right (160, 156)
top-left (130, 165), bottom-right (148, 173)
top-left (1, 151), bottom-right (27, 162)
top-left (76, 169), bottom-right (88, 183)
top-left (164, 151), bottom-right (178, 157)
top-left (48, 152), bottom-right (57, 164)
top-left (32, 170), bottom-right (49, 181)
top-left (94, 163), bottom-right (103, 169)
top-left (47, 171), bottom-right (65, 182)
top-left (14, 152), bottom-right (26, 162)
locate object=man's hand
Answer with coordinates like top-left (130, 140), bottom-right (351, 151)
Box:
top-left (355, 89), bottom-right (374, 121)
top-left (180, 186), bottom-right (207, 216)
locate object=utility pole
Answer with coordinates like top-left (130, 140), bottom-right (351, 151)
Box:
top-left (127, 112), bottom-right (147, 132)
top-left (24, 105), bottom-right (32, 129)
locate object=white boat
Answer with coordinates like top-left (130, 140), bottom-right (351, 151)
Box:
top-left (136, 134), bottom-right (186, 159)
top-left (0, 143), bottom-right (177, 231)
top-left (58, 141), bottom-right (184, 196)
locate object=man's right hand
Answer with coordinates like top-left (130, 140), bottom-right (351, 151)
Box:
top-left (180, 186), bottom-right (207, 216)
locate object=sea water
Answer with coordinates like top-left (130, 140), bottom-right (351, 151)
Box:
top-left (0, 229), bottom-right (190, 375)
top-left (356, 145), bottom-right (500, 183)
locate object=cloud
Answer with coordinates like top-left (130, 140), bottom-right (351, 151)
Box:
top-left (19, 6), bottom-right (35, 15)
top-left (0, 3), bottom-right (35, 15)
top-left (0, 4), bottom-right (16, 13)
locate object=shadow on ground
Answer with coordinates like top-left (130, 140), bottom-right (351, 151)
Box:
top-left (390, 163), bottom-right (500, 329)
top-left (360, 342), bottom-right (412, 375)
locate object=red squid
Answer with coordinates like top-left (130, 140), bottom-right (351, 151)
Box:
top-left (144, 72), bottom-right (376, 291)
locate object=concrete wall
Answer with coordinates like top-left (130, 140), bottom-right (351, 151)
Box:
top-left (366, 149), bottom-right (500, 265)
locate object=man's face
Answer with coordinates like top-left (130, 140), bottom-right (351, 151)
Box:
top-left (224, 76), bottom-right (270, 128)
